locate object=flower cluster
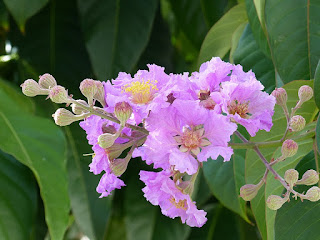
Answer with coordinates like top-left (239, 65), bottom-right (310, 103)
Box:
top-left (21, 57), bottom-right (276, 227)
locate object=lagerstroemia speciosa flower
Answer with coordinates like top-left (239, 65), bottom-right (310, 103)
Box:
top-left (75, 58), bottom-right (275, 227)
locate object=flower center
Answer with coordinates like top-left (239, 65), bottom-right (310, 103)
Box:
top-left (228, 100), bottom-right (251, 118)
top-left (181, 127), bottom-right (202, 149)
top-left (122, 79), bottom-right (158, 104)
top-left (174, 126), bottom-right (211, 156)
top-left (169, 197), bottom-right (187, 210)
top-left (198, 90), bottom-right (210, 101)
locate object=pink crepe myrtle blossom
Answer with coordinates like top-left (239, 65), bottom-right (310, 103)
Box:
top-left (104, 64), bottom-right (177, 123)
top-left (220, 78), bottom-right (276, 137)
top-left (139, 170), bottom-right (207, 227)
top-left (134, 100), bottom-right (237, 175)
top-left (80, 115), bottom-right (132, 196)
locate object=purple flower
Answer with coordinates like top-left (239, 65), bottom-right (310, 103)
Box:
top-left (220, 78), bottom-right (276, 136)
top-left (139, 170), bottom-right (207, 227)
top-left (104, 64), bottom-right (175, 123)
top-left (134, 100), bottom-right (236, 175)
top-left (96, 171), bottom-right (125, 198)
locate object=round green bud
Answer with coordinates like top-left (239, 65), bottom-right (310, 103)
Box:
top-left (271, 88), bottom-right (287, 106)
top-left (289, 115), bottom-right (306, 132)
top-left (21, 79), bottom-right (49, 97)
top-left (305, 186), bottom-right (320, 202)
top-left (298, 85), bottom-right (313, 103)
top-left (52, 108), bottom-right (77, 126)
top-left (280, 139), bottom-right (298, 160)
top-left (284, 169), bottom-right (299, 188)
top-left (39, 73), bottom-right (57, 89)
top-left (114, 101), bottom-right (133, 126)
top-left (266, 195), bottom-right (286, 210)
top-left (80, 79), bottom-right (97, 104)
top-left (297, 169), bottom-right (319, 186)
top-left (71, 99), bottom-right (89, 115)
top-left (240, 184), bottom-right (262, 201)
top-left (49, 86), bottom-right (71, 104)
top-left (98, 133), bottom-right (117, 149)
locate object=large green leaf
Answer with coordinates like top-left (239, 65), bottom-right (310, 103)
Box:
top-left (313, 59), bottom-right (320, 110)
top-left (265, 0), bottom-right (320, 83)
top-left (198, 3), bottom-right (248, 65)
top-left (245, 80), bottom-right (318, 239)
top-left (233, 24), bottom-right (275, 93)
top-left (245, 0), bottom-right (270, 58)
top-left (274, 151), bottom-right (320, 240)
top-left (0, 151), bottom-right (37, 240)
top-left (124, 165), bottom-right (157, 240)
top-left (66, 124), bottom-right (112, 240)
top-left (77, 0), bottom-right (158, 80)
top-left (9, 0), bottom-right (92, 92)
top-left (203, 136), bottom-right (249, 221)
top-left (3, 0), bottom-right (48, 31)
top-left (168, 0), bottom-right (206, 48)
top-left (0, 86), bottom-right (69, 240)
top-left (316, 115), bottom-right (320, 154)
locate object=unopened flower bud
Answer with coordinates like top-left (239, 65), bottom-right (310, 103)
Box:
top-left (240, 183), bottom-right (263, 201)
top-left (298, 85), bottom-right (313, 103)
top-left (98, 133), bottom-right (118, 149)
top-left (52, 108), bottom-right (79, 126)
top-left (21, 79), bottom-right (48, 97)
top-left (271, 88), bottom-right (287, 106)
top-left (94, 81), bottom-right (106, 107)
top-left (80, 79), bottom-right (97, 105)
top-left (297, 169), bottom-right (319, 186)
top-left (304, 186), bottom-right (320, 202)
top-left (289, 115), bottom-right (306, 132)
top-left (110, 155), bottom-right (130, 176)
top-left (114, 102), bottom-right (132, 126)
top-left (49, 86), bottom-right (71, 104)
top-left (39, 73), bottom-right (57, 89)
top-left (284, 169), bottom-right (299, 188)
top-left (266, 195), bottom-right (286, 210)
top-left (280, 139), bottom-right (298, 160)
top-left (71, 99), bottom-right (89, 115)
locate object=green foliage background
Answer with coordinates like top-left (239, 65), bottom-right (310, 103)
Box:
top-left (0, 0), bottom-right (320, 239)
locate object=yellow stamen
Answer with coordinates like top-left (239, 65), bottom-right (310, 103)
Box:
top-left (170, 197), bottom-right (187, 210)
top-left (228, 100), bottom-right (251, 118)
top-left (122, 79), bottom-right (158, 104)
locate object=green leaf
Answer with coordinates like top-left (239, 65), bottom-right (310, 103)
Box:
top-left (9, 0), bottom-right (92, 93)
top-left (124, 166), bottom-right (157, 240)
top-left (0, 151), bottom-right (37, 240)
top-left (316, 115), bottom-right (320, 154)
top-left (233, 24), bottom-right (275, 93)
top-left (265, 0), bottom-right (320, 83)
top-left (245, 0), bottom-right (270, 58)
top-left (245, 80), bottom-right (318, 239)
top-left (3, 0), bottom-right (48, 31)
top-left (66, 124), bottom-right (112, 240)
top-left (77, 0), bottom-right (158, 80)
top-left (167, 0), bottom-right (209, 49)
top-left (203, 133), bottom-right (249, 222)
top-left (198, 3), bottom-right (248, 66)
top-left (200, 0), bottom-right (229, 28)
top-left (274, 151), bottom-right (320, 240)
top-left (0, 86), bottom-right (70, 240)
top-left (0, 79), bottom-right (35, 114)
top-left (313, 59), bottom-right (320, 110)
